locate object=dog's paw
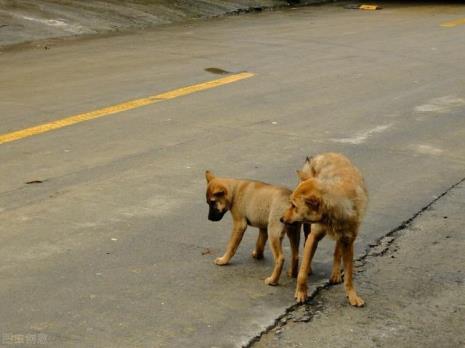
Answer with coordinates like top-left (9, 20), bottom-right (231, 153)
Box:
top-left (214, 257), bottom-right (229, 266)
top-left (348, 293), bottom-right (365, 307)
top-left (295, 288), bottom-right (308, 303)
top-left (264, 277), bottom-right (279, 286)
top-left (252, 250), bottom-right (264, 260)
top-left (329, 272), bottom-right (343, 284)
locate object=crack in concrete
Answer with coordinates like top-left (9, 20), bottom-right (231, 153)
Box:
top-left (244, 175), bottom-right (465, 347)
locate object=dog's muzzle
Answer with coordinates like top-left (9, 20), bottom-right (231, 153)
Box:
top-left (208, 207), bottom-right (226, 221)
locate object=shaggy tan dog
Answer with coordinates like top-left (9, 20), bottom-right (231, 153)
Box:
top-left (281, 153), bottom-right (368, 306)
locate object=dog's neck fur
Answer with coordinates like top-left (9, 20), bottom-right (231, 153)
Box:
top-left (218, 178), bottom-right (241, 207)
top-left (221, 178), bottom-right (268, 214)
top-left (321, 210), bottom-right (357, 236)
top-left (318, 183), bottom-right (359, 236)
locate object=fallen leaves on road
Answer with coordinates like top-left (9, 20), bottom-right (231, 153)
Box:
top-left (201, 248), bottom-right (212, 256)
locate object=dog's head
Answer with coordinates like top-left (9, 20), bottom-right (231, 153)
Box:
top-left (205, 170), bottom-right (230, 222)
top-left (281, 175), bottom-right (324, 225)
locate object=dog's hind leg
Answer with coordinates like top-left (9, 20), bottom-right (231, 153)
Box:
top-left (303, 223), bottom-right (310, 243)
top-left (252, 228), bottom-right (267, 260)
top-left (286, 225), bottom-right (300, 278)
top-left (215, 219), bottom-right (247, 266)
top-left (329, 240), bottom-right (343, 284)
top-left (341, 238), bottom-right (364, 307)
top-left (264, 224), bottom-right (285, 286)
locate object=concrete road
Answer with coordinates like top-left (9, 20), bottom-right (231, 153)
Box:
top-left (1, 2), bottom-right (465, 347)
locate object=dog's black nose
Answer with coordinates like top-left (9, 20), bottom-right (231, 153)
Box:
top-left (280, 217), bottom-right (285, 223)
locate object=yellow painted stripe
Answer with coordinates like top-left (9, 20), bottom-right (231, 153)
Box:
top-left (441, 17), bottom-right (465, 27)
top-left (0, 72), bottom-right (255, 145)
top-left (359, 4), bottom-right (380, 11)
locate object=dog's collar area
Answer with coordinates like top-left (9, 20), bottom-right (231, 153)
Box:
top-left (303, 218), bottom-right (320, 224)
top-left (285, 221), bottom-right (300, 227)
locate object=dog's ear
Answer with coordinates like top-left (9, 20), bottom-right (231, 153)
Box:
top-left (296, 170), bottom-right (311, 182)
top-left (205, 170), bottom-right (215, 183)
top-left (305, 196), bottom-right (320, 210)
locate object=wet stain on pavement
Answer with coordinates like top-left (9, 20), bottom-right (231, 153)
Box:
top-left (205, 67), bottom-right (230, 75)
top-left (26, 180), bottom-right (44, 184)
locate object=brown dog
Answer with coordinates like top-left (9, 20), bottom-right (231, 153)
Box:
top-left (281, 153), bottom-right (368, 306)
top-left (205, 170), bottom-right (306, 285)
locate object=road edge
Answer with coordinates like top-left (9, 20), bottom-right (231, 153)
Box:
top-left (245, 175), bottom-right (465, 347)
top-left (0, 0), bottom-right (334, 52)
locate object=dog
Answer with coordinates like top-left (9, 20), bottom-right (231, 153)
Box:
top-left (281, 153), bottom-right (368, 307)
top-left (205, 170), bottom-right (307, 285)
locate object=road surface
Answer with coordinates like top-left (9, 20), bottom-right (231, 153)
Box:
top-left (1, 2), bottom-right (465, 347)
top-left (254, 180), bottom-right (465, 348)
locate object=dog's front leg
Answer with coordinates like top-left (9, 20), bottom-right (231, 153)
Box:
top-left (341, 238), bottom-right (364, 307)
top-left (286, 225), bottom-right (300, 278)
top-left (215, 219), bottom-right (247, 266)
top-left (295, 225), bottom-right (325, 303)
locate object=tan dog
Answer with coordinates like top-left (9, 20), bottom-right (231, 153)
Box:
top-left (205, 171), bottom-right (305, 285)
top-left (281, 153), bottom-right (368, 307)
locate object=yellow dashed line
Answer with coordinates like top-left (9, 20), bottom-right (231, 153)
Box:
top-left (0, 72), bottom-right (255, 145)
top-left (440, 18), bottom-right (465, 28)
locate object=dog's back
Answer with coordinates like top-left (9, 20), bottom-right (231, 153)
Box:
top-left (302, 153), bottom-right (367, 220)
top-left (234, 180), bottom-right (291, 228)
